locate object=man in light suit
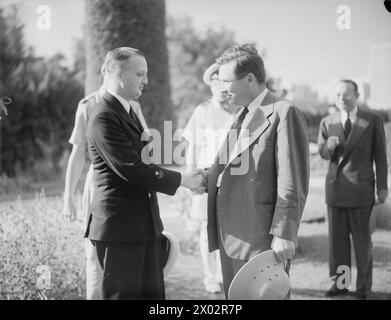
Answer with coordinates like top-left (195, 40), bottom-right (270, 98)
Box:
top-left (318, 79), bottom-right (388, 300)
top-left (85, 47), bottom-right (204, 299)
top-left (205, 44), bottom-right (310, 297)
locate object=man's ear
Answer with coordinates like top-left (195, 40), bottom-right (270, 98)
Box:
top-left (247, 73), bottom-right (256, 83)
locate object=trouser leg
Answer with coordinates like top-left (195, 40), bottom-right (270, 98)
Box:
top-left (85, 239), bottom-right (103, 300)
top-left (141, 235), bottom-right (166, 300)
top-left (347, 207), bottom-right (373, 294)
top-left (218, 239), bottom-right (246, 299)
top-left (327, 206), bottom-right (351, 286)
top-left (94, 238), bottom-right (165, 300)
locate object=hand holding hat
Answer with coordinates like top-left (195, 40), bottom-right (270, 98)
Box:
top-left (228, 250), bottom-right (290, 300)
top-left (271, 236), bottom-right (295, 262)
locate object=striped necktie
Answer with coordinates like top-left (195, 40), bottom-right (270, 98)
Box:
top-left (217, 107), bottom-right (249, 174)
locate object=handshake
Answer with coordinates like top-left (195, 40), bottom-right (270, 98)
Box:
top-left (180, 168), bottom-right (209, 194)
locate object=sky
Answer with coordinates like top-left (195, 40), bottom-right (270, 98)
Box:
top-left (3, 0), bottom-right (391, 88)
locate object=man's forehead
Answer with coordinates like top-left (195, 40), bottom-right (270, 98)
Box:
top-left (124, 55), bottom-right (147, 69)
top-left (335, 82), bottom-right (354, 92)
top-left (218, 61), bottom-right (236, 79)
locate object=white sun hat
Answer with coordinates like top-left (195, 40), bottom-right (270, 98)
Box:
top-left (202, 63), bottom-right (220, 87)
top-left (228, 250), bottom-right (290, 300)
top-left (161, 231), bottom-right (180, 277)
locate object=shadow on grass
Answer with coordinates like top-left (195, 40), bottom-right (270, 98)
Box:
top-left (373, 244), bottom-right (391, 268)
top-left (369, 291), bottom-right (391, 300)
top-left (295, 232), bottom-right (391, 267)
top-left (292, 288), bottom-right (338, 300)
top-left (295, 234), bottom-right (329, 264)
top-left (292, 288), bottom-right (391, 300)
top-left (292, 288), bottom-right (324, 299)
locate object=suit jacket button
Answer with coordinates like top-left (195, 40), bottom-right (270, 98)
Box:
top-left (148, 192), bottom-right (152, 198)
top-left (155, 170), bottom-right (164, 179)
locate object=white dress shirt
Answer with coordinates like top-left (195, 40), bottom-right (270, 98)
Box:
top-left (340, 106), bottom-right (358, 125)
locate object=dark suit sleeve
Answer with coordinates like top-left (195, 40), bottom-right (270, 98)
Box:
top-left (88, 111), bottom-right (181, 195)
top-left (374, 115), bottom-right (388, 191)
top-left (271, 105), bottom-right (310, 241)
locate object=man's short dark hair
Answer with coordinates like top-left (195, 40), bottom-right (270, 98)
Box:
top-left (337, 79), bottom-right (359, 95)
top-left (104, 47), bottom-right (145, 75)
top-left (216, 44), bottom-right (266, 84)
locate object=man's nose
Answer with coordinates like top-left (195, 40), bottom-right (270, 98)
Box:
top-left (143, 75), bottom-right (148, 85)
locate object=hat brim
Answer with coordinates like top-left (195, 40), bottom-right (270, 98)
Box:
top-left (228, 250), bottom-right (290, 300)
top-left (162, 231), bottom-right (180, 277)
top-left (203, 63), bottom-right (219, 86)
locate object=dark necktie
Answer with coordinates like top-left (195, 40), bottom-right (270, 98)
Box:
top-left (128, 105), bottom-right (144, 133)
top-left (217, 107), bottom-right (249, 174)
top-left (344, 115), bottom-right (351, 138)
top-left (232, 107), bottom-right (249, 139)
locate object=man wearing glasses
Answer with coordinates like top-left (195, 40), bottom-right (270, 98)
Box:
top-left (204, 44), bottom-right (310, 298)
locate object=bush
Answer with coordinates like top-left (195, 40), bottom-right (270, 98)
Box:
top-left (0, 173), bottom-right (32, 196)
top-left (0, 191), bottom-right (85, 299)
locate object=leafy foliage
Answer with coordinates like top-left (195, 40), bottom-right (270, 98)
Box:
top-left (0, 6), bottom-right (83, 177)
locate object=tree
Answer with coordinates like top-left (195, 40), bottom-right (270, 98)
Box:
top-left (0, 4), bottom-right (36, 176)
top-left (85, 0), bottom-right (172, 133)
top-left (166, 16), bottom-right (238, 129)
top-left (0, 5), bottom-right (83, 177)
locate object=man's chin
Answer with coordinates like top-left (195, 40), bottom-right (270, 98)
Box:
top-left (133, 91), bottom-right (142, 100)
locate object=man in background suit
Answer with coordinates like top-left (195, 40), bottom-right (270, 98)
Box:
top-left (206, 44), bottom-right (310, 297)
top-left (85, 47), bottom-right (204, 299)
top-left (318, 79), bottom-right (388, 300)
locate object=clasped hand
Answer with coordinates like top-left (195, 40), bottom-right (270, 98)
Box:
top-left (181, 169), bottom-right (209, 194)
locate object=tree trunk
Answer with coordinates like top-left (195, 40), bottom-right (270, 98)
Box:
top-left (85, 0), bottom-right (172, 133)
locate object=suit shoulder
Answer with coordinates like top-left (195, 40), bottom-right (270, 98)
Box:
top-left (79, 91), bottom-right (102, 116)
top-left (79, 91), bottom-right (99, 106)
top-left (195, 100), bottom-right (212, 111)
top-left (190, 100), bottom-right (212, 118)
top-left (320, 114), bottom-right (333, 123)
top-left (359, 107), bottom-right (384, 122)
top-left (89, 104), bottom-right (114, 120)
top-left (273, 98), bottom-right (303, 116)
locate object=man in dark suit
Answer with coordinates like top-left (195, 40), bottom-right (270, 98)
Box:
top-left (85, 47), bottom-right (204, 299)
top-left (205, 45), bottom-right (310, 297)
top-left (318, 79), bottom-right (388, 299)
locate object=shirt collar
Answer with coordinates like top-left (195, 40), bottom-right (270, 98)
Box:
top-left (107, 89), bottom-right (130, 113)
top-left (98, 85), bottom-right (106, 97)
top-left (246, 88), bottom-right (268, 113)
top-left (340, 105), bottom-right (358, 123)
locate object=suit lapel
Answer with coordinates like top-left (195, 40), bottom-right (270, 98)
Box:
top-left (327, 111), bottom-right (346, 146)
top-left (340, 108), bottom-right (369, 160)
top-left (225, 92), bottom-right (274, 169)
top-left (102, 92), bottom-right (142, 136)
